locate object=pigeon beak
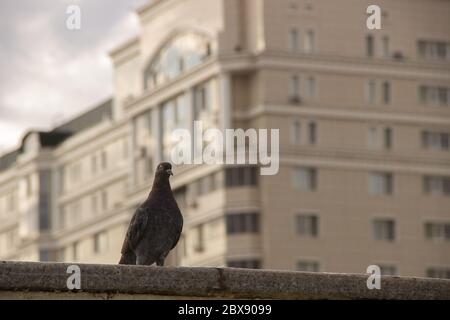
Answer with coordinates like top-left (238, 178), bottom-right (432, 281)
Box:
top-left (166, 169), bottom-right (173, 176)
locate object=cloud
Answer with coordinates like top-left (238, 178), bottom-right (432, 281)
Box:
top-left (0, 0), bottom-right (148, 153)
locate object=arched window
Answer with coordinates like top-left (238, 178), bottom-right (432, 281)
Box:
top-left (144, 33), bottom-right (214, 90)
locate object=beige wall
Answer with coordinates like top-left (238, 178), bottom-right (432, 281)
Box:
top-left (0, 0), bottom-right (449, 278)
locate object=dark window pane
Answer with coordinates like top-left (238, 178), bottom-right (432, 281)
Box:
top-left (425, 223), bottom-right (433, 239)
top-left (366, 35), bottom-right (374, 57)
top-left (383, 82), bottom-right (391, 104)
top-left (384, 128), bottom-right (392, 149)
top-left (444, 224), bottom-right (450, 240)
top-left (311, 216), bottom-right (318, 236)
top-left (309, 122), bottom-right (316, 144)
top-left (226, 213), bottom-right (259, 235)
top-left (419, 86), bottom-right (427, 104)
top-left (226, 216), bottom-right (234, 234)
top-left (423, 176), bottom-right (430, 193)
top-left (422, 131), bottom-right (429, 148)
top-left (310, 169), bottom-right (317, 190)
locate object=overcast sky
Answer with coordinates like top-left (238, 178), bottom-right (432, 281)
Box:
top-left (0, 0), bottom-right (149, 154)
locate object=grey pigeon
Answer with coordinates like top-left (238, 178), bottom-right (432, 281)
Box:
top-left (119, 162), bottom-right (183, 266)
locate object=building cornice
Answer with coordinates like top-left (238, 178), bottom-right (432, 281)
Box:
top-left (234, 104), bottom-right (450, 126)
top-left (137, 0), bottom-right (181, 24)
top-left (282, 155), bottom-right (450, 176)
top-left (281, 148), bottom-right (450, 172)
top-left (258, 51), bottom-right (450, 81)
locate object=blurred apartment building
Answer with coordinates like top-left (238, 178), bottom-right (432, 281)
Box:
top-left (0, 0), bottom-right (449, 278)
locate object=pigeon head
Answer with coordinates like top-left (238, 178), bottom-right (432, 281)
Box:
top-left (156, 162), bottom-right (173, 178)
top-left (151, 162), bottom-right (173, 192)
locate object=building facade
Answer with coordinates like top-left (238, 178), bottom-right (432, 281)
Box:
top-left (0, 0), bottom-right (449, 278)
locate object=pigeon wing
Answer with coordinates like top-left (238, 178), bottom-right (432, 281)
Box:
top-left (121, 206), bottom-right (150, 255)
top-left (170, 217), bottom-right (183, 250)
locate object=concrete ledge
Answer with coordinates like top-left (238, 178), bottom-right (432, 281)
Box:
top-left (1, 261), bottom-right (449, 300)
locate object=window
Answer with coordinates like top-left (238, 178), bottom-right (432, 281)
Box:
top-left (296, 214), bottom-right (319, 237)
top-left (293, 167), bottom-right (317, 191)
top-left (135, 146), bottom-right (152, 183)
top-left (308, 122), bottom-right (317, 145)
top-left (384, 128), bottom-right (392, 149)
top-left (373, 219), bottom-right (395, 241)
top-left (91, 194), bottom-right (98, 214)
top-left (292, 120), bottom-right (301, 145)
top-left (368, 127), bottom-right (378, 149)
top-left (426, 268), bottom-right (450, 279)
top-left (93, 231), bottom-right (108, 254)
top-left (191, 172), bottom-right (222, 198)
top-left (366, 80), bottom-right (377, 105)
top-left (425, 222), bottom-right (450, 241)
top-left (419, 86), bottom-right (450, 106)
top-left (288, 0), bottom-right (299, 10)
top-left (382, 36), bottom-right (390, 58)
top-left (383, 82), bottom-right (391, 104)
top-left (422, 131), bottom-right (450, 151)
top-left (101, 150), bottom-right (107, 170)
top-left (289, 75), bottom-right (300, 99)
top-left (133, 111), bottom-right (153, 185)
top-left (379, 265), bottom-right (397, 276)
top-left (289, 28), bottom-right (299, 52)
top-left (297, 260), bottom-right (319, 272)
top-left (228, 260), bottom-right (261, 269)
top-left (162, 99), bottom-right (176, 161)
top-left (144, 33), bottom-right (214, 90)
top-left (226, 213), bottom-right (259, 235)
top-left (423, 176), bottom-right (450, 196)
top-left (59, 207), bottom-right (66, 229)
top-left (194, 82), bottom-right (212, 119)
top-left (368, 127), bottom-right (393, 150)
top-left (39, 250), bottom-right (51, 262)
top-left (369, 172), bottom-right (393, 195)
top-left (101, 190), bottom-right (108, 210)
top-left (305, 30), bottom-right (315, 53)
top-left (193, 224), bottom-right (204, 252)
top-left (91, 155), bottom-right (97, 174)
top-left (417, 40), bottom-right (450, 61)
top-left (306, 76), bottom-right (316, 99)
top-left (366, 35), bottom-right (374, 57)
top-left (225, 167), bottom-right (258, 187)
